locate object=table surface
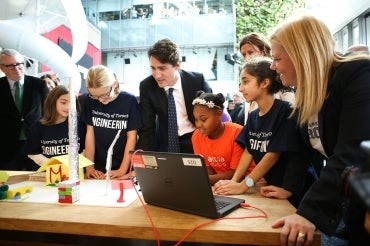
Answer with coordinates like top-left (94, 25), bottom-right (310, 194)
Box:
top-left (0, 171), bottom-right (321, 245)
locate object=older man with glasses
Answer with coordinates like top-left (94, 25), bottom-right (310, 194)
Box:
top-left (0, 48), bottom-right (49, 171)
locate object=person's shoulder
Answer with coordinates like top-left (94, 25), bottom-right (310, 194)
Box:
top-left (78, 93), bottom-right (89, 101)
top-left (274, 98), bottom-right (291, 108)
top-left (78, 94), bottom-right (93, 110)
top-left (31, 120), bottom-right (42, 127)
top-left (0, 77), bottom-right (8, 89)
top-left (119, 90), bottom-right (138, 100)
top-left (25, 75), bottom-right (48, 90)
top-left (348, 58), bottom-right (370, 66)
top-left (191, 129), bottom-right (202, 140)
top-left (273, 99), bottom-right (293, 115)
top-left (179, 69), bottom-right (204, 79)
top-left (331, 59), bottom-right (370, 87)
top-left (334, 59), bottom-right (370, 75)
top-left (234, 103), bottom-right (244, 111)
top-left (25, 75), bottom-right (44, 83)
top-left (225, 122), bottom-right (243, 132)
top-left (78, 93), bottom-right (90, 107)
top-left (139, 75), bottom-right (161, 92)
top-left (29, 120), bottom-right (44, 131)
top-left (140, 75), bottom-right (156, 85)
top-left (180, 69), bottom-right (203, 75)
top-left (120, 90), bottom-right (134, 96)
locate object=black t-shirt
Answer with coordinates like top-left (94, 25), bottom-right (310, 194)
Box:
top-left (236, 99), bottom-right (302, 185)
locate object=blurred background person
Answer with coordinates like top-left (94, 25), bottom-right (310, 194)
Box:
top-left (345, 44), bottom-right (369, 55)
top-left (229, 91), bottom-right (245, 126)
top-left (40, 74), bottom-right (58, 92)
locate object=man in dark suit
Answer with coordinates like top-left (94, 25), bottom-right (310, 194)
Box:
top-left (137, 38), bottom-right (212, 153)
top-left (0, 49), bottom-right (49, 170)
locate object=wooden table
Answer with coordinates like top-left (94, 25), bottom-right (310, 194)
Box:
top-left (0, 172), bottom-right (321, 245)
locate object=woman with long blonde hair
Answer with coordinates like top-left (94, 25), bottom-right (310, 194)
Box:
top-left (268, 15), bottom-right (370, 246)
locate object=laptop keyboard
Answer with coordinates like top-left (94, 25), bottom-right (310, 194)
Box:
top-left (215, 200), bottom-right (231, 210)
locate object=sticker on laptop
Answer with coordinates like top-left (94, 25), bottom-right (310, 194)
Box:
top-left (131, 154), bottom-right (145, 168)
top-left (142, 155), bottom-right (158, 169)
top-left (182, 158), bottom-right (202, 167)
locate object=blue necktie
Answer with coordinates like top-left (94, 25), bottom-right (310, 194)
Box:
top-left (167, 88), bottom-right (180, 152)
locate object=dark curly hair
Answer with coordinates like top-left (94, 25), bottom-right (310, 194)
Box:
top-left (193, 91), bottom-right (225, 110)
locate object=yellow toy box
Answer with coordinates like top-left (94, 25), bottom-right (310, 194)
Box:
top-left (37, 154), bottom-right (94, 185)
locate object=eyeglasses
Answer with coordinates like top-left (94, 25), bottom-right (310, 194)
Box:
top-left (0, 62), bottom-right (24, 70)
top-left (88, 86), bottom-right (113, 100)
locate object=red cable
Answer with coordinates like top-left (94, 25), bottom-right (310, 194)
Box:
top-left (130, 149), bottom-right (161, 246)
top-left (130, 151), bottom-right (269, 246)
top-left (174, 203), bottom-right (268, 245)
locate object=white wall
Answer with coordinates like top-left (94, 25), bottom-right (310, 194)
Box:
top-left (306, 0), bottom-right (370, 32)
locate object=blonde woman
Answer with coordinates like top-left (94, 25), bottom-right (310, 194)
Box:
top-left (268, 15), bottom-right (370, 246)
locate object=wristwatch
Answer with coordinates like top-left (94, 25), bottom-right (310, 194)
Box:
top-left (245, 176), bottom-right (254, 188)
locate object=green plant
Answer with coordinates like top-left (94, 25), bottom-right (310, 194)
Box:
top-left (235, 0), bottom-right (305, 43)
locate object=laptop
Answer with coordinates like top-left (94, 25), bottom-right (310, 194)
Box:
top-left (131, 151), bottom-right (245, 219)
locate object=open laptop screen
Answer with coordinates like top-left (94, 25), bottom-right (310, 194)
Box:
top-left (130, 151), bottom-right (244, 219)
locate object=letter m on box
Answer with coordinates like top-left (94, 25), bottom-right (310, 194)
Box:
top-left (47, 164), bottom-right (69, 184)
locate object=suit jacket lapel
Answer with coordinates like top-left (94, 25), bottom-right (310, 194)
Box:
top-left (22, 76), bottom-right (30, 107)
